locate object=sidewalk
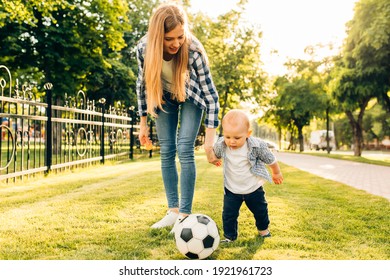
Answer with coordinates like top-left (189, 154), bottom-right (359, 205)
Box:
top-left (276, 152), bottom-right (390, 201)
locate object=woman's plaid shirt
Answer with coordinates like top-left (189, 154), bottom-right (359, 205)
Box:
top-left (136, 36), bottom-right (220, 128)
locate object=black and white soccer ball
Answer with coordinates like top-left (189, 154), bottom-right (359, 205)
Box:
top-left (174, 213), bottom-right (220, 259)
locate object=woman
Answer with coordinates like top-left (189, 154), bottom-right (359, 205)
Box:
top-left (136, 2), bottom-right (220, 230)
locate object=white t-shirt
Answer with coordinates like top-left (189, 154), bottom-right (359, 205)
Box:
top-left (224, 142), bottom-right (266, 194)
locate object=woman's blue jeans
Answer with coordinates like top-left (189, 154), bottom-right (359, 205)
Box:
top-left (155, 94), bottom-right (203, 214)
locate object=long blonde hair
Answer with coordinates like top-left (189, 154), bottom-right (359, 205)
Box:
top-left (144, 3), bottom-right (190, 115)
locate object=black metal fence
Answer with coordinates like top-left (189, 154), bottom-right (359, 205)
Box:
top-left (0, 65), bottom-right (157, 182)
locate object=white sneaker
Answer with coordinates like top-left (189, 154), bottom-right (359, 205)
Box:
top-left (169, 214), bottom-right (187, 235)
top-left (150, 210), bottom-right (178, 228)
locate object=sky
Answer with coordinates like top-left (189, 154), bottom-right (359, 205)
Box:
top-left (189, 0), bottom-right (358, 75)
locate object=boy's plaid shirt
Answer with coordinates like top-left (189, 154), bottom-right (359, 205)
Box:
top-left (136, 35), bottom-right (220, 128)
top-left (213, 136), bottom-right (276, 183)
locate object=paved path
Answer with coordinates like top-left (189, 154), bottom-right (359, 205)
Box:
top-left (275, 152), bottom-right (390, 201)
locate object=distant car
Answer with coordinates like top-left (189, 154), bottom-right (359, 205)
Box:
top-left (309, 130), bottom-right (335, 151)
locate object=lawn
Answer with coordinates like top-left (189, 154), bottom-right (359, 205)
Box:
top-left (0, 152), bottom-right (389, 260)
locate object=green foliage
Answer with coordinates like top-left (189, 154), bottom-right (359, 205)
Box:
top-left (1, 0), bottom-right (388, 153)
top-left (265, 55), bottom-right (331, 151)
top-left (0, 0), bottom-right (141, 107)
top-left (334, 116), bottom-right (354, 148)
top-left (329, 0), bottom-right (390, 155)
top-left (362, 102), bottom-right (390, 142)
top-left (190, 0), bottom-right (266, 121)
top-left (346, 0), bottom-right (390, 110)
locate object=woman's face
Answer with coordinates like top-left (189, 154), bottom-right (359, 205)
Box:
top-left (163, 24), bottom-right (185, 60)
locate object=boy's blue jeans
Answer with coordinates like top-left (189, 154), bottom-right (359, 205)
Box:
top-left (155, 93), bottom-right (203, 214)
top-left (222, 186), bottom-right (269, 241)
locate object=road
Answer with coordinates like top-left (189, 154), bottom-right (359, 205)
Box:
top-left (275, 152), bottom-right (390, 201)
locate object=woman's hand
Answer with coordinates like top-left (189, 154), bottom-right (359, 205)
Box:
top-left (204, 146), bottom-right (221, 166)
top-left (139, 116), bottom-right (153, 149)
top-left (203, 127), bottom-right (220, 165)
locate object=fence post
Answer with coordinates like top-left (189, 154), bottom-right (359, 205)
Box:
top-left (129, 106), bottom-right (135, 160)
top-left (44, 83), bottom-right (53, 174)
top-left (99, 98), bottom-right (106, 164)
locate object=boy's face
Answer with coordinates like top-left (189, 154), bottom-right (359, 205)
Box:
top-left (223, 122), bottom-right (251, 150)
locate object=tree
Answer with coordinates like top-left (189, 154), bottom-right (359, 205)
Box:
top-left (362, 101), bottom-right (390, 148)
top-left (263, 50), bottom-right (331, 152)
top-left (330, 0), bottom-right (390, 156)
top-left (268, 76), bottom-right (325, 152)
top-left (190, 0), bottom-right (267, 134)
top-left (0, 0), bottom-right (131, 105)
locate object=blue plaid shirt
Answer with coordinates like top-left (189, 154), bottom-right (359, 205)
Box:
top-left (213, 136), bottom-right (276, 183)
top-left (136, 35), bottom-right (220, 128)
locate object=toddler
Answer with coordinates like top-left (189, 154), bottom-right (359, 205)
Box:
top-left (213, 109), bottom-right (283, 242)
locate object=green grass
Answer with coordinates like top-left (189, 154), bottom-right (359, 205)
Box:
top-left (0, 152), bottom-right (389, 260)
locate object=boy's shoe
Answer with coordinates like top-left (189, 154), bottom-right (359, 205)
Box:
top-left (169, 214), bottom-right (187, 235)
top-left (150, 210), bottom-right (178, 229)
top-left (259, 230), bottom-right (271, 238)
top-left (220, 238), bottom-right (234, 243)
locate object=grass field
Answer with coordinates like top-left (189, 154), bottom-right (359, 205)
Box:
top-left (0, 152), bottom-right (389, 260)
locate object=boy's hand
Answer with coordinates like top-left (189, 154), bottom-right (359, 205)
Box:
top-left (272, 173), bottom-right (283, 184)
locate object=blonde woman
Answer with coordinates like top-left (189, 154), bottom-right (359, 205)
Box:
top-left (136, 2), bottom-right (220, 230)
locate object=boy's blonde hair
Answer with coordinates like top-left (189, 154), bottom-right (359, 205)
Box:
top-left (144, 3), bottom-right (190, 116)
top-left (222, 109), bottom-right (251, 131)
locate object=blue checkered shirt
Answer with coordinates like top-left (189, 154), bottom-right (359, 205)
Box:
top-left (213, 136), bottom-right (276, 183)
top-left (136, 35), bottom-right (220, 128)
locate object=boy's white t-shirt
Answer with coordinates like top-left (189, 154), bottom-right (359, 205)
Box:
top-left (225, 141), bottom-right (266, 194)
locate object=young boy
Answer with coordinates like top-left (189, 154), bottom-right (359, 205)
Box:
top-left (213, 109), bottom-right (283, 242)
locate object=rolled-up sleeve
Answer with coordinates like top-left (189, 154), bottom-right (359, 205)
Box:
top-left (192, 52), bottom-right (220, 128)
top-left (257, 141), bottom-right (276, 165)
top-left (213, 137), bottom-right (225, 159)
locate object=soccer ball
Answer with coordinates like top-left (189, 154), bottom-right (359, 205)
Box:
top-left (174, 213), bottom-right (220, 259)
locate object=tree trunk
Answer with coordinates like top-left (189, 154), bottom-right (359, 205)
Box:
top-left (345, 97), bottom-right (370, 156)
top-left (345, 111), bottom-right (363, 156)
top-left (297, 125), bottom-right (304, 152)
top-left (287, 130), bottom-right (295, 151)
